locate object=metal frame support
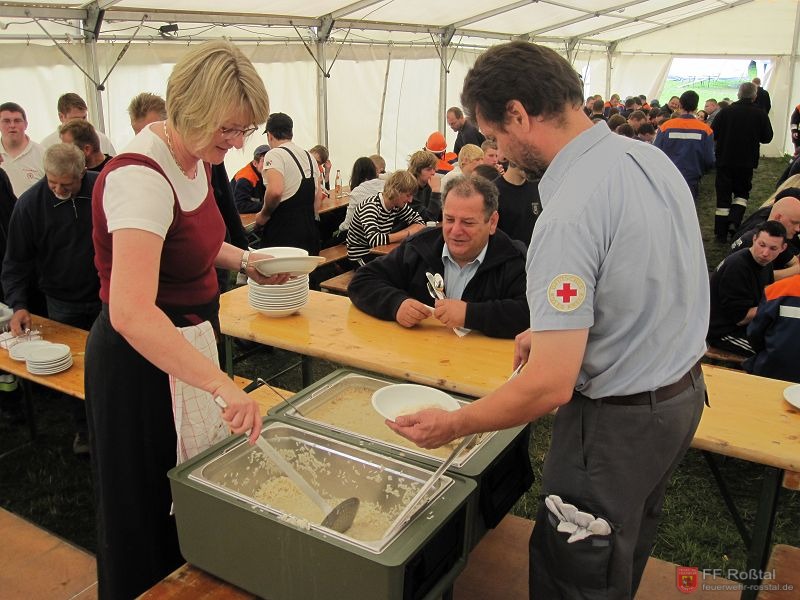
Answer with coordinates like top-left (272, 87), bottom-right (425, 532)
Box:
top-left (438, 27), bottom-right (454, 134)
top-left (83, 4), bottom-right (107, 133)
top-left (605, 42), bottom-right (616, 100)
top-left (315, 39), bottom-right (329, 147)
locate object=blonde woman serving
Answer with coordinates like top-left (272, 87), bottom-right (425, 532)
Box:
top-left (86, 41), bottom-right (286, 599)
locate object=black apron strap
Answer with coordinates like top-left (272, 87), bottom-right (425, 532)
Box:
top-left (277, 146), bottom-right (313, 182)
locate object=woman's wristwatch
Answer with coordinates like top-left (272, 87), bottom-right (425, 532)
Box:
top-left (239, 250), bottom-right (251, 275)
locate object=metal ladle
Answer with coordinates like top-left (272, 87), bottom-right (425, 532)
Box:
top-left (214, 396), bottom-right (359, 533)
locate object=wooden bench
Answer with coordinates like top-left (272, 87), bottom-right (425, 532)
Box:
top-left (144, 515), bottom-right (744, 599)
top-left (0, 507), bottom-right (97, 599)
top-left (232, 375), bottom-right (292, 413)
top-left (703, 346), bottom-right (747, 370)
top-left (319, 244), bottom-right (348, 265)
top-left (320, 270), bottom-right (354, 295)
top-left (758, 544), bottom-right (800, 599)
top-left (454, 515), bottom-right (742, 599)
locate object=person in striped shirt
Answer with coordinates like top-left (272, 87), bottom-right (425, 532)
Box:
top-left (345, 170), bottom-right (424, 266)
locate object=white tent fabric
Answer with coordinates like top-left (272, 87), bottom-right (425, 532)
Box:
top-left (0, 0), bottom-right (797, 173)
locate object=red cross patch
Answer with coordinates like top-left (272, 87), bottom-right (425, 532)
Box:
top-left (547, 274), bottom-right (586, 312)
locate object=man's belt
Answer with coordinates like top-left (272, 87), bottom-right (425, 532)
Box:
top-left (599, 361), bottom-right (702, 406)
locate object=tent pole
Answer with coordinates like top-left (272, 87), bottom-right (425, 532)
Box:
top-left (316, 39), bottom-right (329, 147)
top-left (439, 48), bottom-right (448, 133)
top-left (785, 0), bottom-right (800, 155)
top-left (605, 43), bottom-right (615, 100)
top-left (82, 39), bottom-right (106, 135)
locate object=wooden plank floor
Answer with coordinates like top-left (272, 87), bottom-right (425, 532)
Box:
top-left (0, 508), bottom-right (97, 599)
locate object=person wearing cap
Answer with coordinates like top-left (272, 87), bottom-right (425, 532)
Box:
top-left (424, 131), bottom-right (457, 174)
top-left (447, 106), bottom-right (486, 155)
top-left (729, 188), bottom-right (800, 280)
top-left (255, 113), bottom-right (322, 255)
top-left (231, 144), bottom-right (269, 213)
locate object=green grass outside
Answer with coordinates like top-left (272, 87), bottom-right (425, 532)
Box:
top-left (1, 156), bottom-right (797, 574)
top-left (659, 77), bottom-right (745, 108)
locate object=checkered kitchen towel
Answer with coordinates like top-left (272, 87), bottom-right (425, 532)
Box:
top-left (169, 321), bottom-right (228, 464)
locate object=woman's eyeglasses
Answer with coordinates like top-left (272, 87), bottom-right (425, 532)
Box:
top-left (219, 126), bottom-right (258, 140)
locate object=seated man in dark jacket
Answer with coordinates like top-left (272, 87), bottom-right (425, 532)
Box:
top-left (349, 174), bottom-right (528, 339)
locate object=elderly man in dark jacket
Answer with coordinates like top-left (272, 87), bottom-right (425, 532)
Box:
top-left (348, 174), bottom-right (528, 339)
top-left (711, 81), bottom-right (773, 242)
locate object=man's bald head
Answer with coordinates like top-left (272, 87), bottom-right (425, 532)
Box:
top-left (769, 190), bottom-right (800, 239)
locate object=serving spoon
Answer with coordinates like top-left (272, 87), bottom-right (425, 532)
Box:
top-left (214, 396), bottom-right (359, 533)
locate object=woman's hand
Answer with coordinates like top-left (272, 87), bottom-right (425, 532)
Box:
top-left (213, 379), bottom-right (262, 444)
top-left (244, 253), bottom-right (292, 285)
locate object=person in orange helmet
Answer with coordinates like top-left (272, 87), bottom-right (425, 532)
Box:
top-left (425, 131), bottom-right (457, 174)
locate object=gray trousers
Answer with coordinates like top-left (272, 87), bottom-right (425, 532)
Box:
top-left (530, 370), bottom-right (706, 600)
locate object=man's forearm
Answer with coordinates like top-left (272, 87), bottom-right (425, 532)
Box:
top-left (259, 193), bottom-right (282, 218)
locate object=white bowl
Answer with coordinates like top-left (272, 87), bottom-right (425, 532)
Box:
top-left (252, 247), bottom-right (309, 259)
top-left (783, 384), bottom-right (800, 409)
top-left (371, 384), bottom-right (460, 421)
top-left (255, 306), bottom-right (304, 318)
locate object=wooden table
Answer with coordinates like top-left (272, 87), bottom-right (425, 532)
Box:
top-left (0, 316), bottom-right (88, 400)
top-left (239, 212), bottom-right (257, 233)
top-left (371, 241), bottom-right (400, 256)
top-left (319, 192), bottom-right (349, 214)
top-left (221, 287), bottom-right (512, 398)
top-left (220, 287), bottom-right (800, 595)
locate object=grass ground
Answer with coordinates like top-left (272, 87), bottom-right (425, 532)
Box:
top-left (1, 155), bottom-right (797, 574)
top-left (660, 77), bottom-right (744, 108)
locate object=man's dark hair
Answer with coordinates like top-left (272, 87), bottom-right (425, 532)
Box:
top-left (591, 98), bottom-right (604, 112)
top-left (461, 41), bottom-right (583, 126)
top-left (755, 220), bottom-right (788, 242)
top-left (637, 123), bottom-right (656, 136)
top-left (648, 107), bottom-right (660, 119)
top-left (608, 107), bottom-right (619, 117)
top-left (679, 90), bottom-right (699, 113)
top-left (624, 97), bottom-right (636, 109)
top-left (638, 94), bottom-right (647, 102)
top-left (349, 156), bottom-right (377, 189)
top-left (616, 123), bottom-right (635, 138)
top-left (718, 100), bottom-right (730, 109)
top-left (59, 118), bottom-right (100, 153)
top-left (473, 164), bottom-right (501, 180)
top-left (447, 106), bottom-right (464, 119)
top-left (442, 174), bottom-right (499, 219)
top-left (628, 110), bottom-right (646, 121)
top-left (57, 93), bottom-right (87, 115)
top-left (264, 112), bottom-right (293, 139)
top-left (0, 102), bottom-right (26, 121)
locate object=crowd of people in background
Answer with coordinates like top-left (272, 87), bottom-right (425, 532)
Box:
top-left (1, 35), bottom-right (799, 598)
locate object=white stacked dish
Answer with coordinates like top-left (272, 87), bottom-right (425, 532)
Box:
top-left (250, 246), bottom-right (325, 277)
top-left (248, 274), bottom-right (310, 318)
top-left (25, 342), bottom-right (73, 375)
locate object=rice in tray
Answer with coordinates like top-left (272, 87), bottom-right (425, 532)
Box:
top-left (305, 384), bottom-right (460, 459)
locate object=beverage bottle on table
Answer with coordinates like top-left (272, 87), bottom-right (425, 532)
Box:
top-left (334, 170), bottom-right (342, 199)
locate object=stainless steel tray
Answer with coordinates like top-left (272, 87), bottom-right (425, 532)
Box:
top-left (188, 421), bottom-right (453, 554)
top-left (272, 372), bottom-right (495, 467)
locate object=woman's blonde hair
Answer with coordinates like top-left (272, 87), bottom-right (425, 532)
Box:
top-left (383, 170), bottom-right (418, 200)
top-left (166, 40), bottom-right (269, 148)
top-left (458, 144), bottom-right (484, 168)
top-left (762, 175), bottom-right (800, 208)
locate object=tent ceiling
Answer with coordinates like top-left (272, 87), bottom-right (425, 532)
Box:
top-left (0, 0), bottom-right (761, 48)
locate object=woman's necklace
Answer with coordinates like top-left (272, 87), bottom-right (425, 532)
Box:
top-left (163, 121), bottom-right (196, 179)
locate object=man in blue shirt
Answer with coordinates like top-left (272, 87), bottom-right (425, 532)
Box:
top-left (653, 90), bottom-right (715, 200)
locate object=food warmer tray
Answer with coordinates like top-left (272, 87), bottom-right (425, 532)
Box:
top-left (169, 419), bottom-right (476, 600)
top-left (267, 368), bottom-right (534, 549)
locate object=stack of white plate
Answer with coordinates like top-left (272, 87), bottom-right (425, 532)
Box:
top-left (25, 343), bottom-right (73, 375)
top-left (248, 274), bottom-right (309, 317)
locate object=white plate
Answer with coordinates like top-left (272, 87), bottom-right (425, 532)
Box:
top-left (252, 247), bottom-right (309, 259)
top-left (26, 343), bottom-right (70, 363)
top-left (28, 356), bottom-right (72, 367)
top-left (9, 340), bottom-right (53, 361)
top-left (255, 307), bottom-right (302, 318)
top-left (27, 357), bottom-right (73, 375)
top-left (371, 384), bottom-right (460, 421)
top-left (783, 384), bottom-right (800, 409)
top-left (253, 256), bottom-right (326, 277)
